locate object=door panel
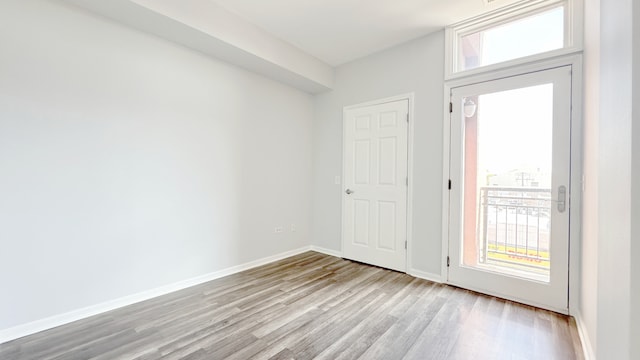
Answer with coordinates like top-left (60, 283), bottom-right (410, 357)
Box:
top-left (353, 200), bottom-right (370, 246)
top-left (448, 67), bottom-right (572, 313)
top-left (378, 201), bottom-right (396, 250)
top-left (343, 99), bottom-right (408, 272)
top-left (354, 140), bottom-right (371, 184)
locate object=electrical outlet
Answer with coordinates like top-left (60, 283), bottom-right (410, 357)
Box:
top-left (274, 227), bottom-right (284, 233)
top-left (291, 224), bottom-right (296, 232)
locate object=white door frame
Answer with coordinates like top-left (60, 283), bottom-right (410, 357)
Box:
top-left (441, 54), bottom-right (583, 314)
top-left (342, 93), bottom-right (415, 272)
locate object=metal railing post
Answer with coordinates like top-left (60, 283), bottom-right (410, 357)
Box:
top-left (481, 187), bottom-right (489, 264)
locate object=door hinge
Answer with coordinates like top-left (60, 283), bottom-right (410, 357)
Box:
top-left (405, 241), bottom-right (407, 250)
top-left (447, 256), bottom-right (450, 267)
top-left (406, 177), bottom-right (408, 186)
top-left (406, 113), bottom-right (409, 123)
top-left (448, 179), bottom-right (452, 190)
top-left (449, 102), bottom-right (453, 113)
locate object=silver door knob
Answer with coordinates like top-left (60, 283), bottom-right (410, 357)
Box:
top-left (345, 189), bottom-right (354, 194)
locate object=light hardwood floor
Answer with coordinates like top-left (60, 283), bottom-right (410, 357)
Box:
top-left (0, 251), bottom-right (584, 360)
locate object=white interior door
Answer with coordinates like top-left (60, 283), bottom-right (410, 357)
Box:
top-left (447, 66), bottom-right (572, 313)
top-left (342, 99), bottom-right (409, 272)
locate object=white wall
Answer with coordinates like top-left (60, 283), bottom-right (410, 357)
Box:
top-left (0, 0), bottom-right (313, 331)
top-left (631, 3), bottom-right (640, 358)
top-left (312, 32), bottom-right (445, 276)
top-left (65, 0), bottom-right (334, 93)
top-left (597, 0), bottom-right (632, 352)
top-left (582, 0), bottom-right (637, 358)
top-left (597, 0), bottom-right (633, 357)
top-left (580, 0), bottom-right (600, 356)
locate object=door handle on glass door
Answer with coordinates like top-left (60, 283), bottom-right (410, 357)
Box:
top-left (345, 189), bottom-right (354, 195)
top-left (557, 185), bottom-right (566, 212)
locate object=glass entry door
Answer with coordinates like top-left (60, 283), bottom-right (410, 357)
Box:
top-left (447, 66), bottom-right (572, 313)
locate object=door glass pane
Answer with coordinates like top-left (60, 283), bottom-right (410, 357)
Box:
top-left (461, 84), bottom-right (553, 282)
top-left (459, 6), bottom-right (564, 72)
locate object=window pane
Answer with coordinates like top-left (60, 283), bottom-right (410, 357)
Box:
top-left (461, 84), bottom-right (554, 283)
top-left (459, 6), bottom-right (564, 71)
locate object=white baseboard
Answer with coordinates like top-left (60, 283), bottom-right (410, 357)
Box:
top-left (0, 246), bottom-right (312, 345)
top-left (574, 311), bottom-right (596, 360)
top-left (408, 268), bottom-right (443, 283)
top-left (310, 245), bottom-right (342, 258)
top-left (309, 248), bottom-right (443, 285)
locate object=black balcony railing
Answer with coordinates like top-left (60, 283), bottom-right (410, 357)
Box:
top-left (479, 187), bottom-right (551, 271)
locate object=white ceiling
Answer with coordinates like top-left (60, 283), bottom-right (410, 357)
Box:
top-left (211, 0), bottom-right (518, 66)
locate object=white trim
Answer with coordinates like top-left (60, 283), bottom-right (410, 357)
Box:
top-left (406, 94), bottom-right (416, 274)
top-left (441, 86), bottom-right (452, 283)
top-left (447, 279), bottom-right (569, 315)
top-left (446, 48), bottom-right (582, 82)
top-left (311, 243), bottom-right (443, 284)
top-left (567, 56), bottom-right (583, 316)
top-left (445, 52), bottom-right (583, 89)
top-left (0, 246), bottom-right (312, 345)
top-left (310, 245), bottom-right (343, 258)
top-left (450, 0), bottom-right (566, 32)
top-left (566, 0), bottom-right (584, 55)
top-left (341, 105), bottom-right (348, 267)
top-left (408, 269), bottom-right (443, 283)
top-left (342, 93), bottom-right (414, 111)
top-left (341, 93), bottom-right (415, 273)
top-left (574, 311), bottom-right (596, 360)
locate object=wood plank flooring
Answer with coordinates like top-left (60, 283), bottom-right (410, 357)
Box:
top-left (0, 251), bottom-right (584, 360)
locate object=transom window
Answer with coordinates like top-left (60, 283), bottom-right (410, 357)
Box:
top-left (446, 0), bottom-right (581, 77)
